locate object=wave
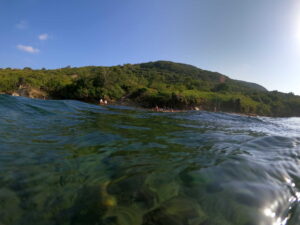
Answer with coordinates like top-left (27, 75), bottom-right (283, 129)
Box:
top-left (0, 94), bottom-right (300, 225)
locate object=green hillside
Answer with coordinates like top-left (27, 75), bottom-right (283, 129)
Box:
top-left (0, 61), bottom-right (299, 117)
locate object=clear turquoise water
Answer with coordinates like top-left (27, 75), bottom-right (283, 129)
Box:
top-left (1, 94), bottom-right (300, 225)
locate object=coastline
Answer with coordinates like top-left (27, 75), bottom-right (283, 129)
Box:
top-left (1, 61), bottom-right (300, 118)
top-left (3, 92), bottom-right (259, 117)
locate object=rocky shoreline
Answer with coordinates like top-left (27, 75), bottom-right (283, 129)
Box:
top-left (2, 88), bottom-right (260, 117)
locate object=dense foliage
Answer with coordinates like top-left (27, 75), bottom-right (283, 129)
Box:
top-left (0, 61), bottom-right (299, 117)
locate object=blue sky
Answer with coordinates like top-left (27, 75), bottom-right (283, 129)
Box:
top-left (1, 0), bottom-right (300, 94)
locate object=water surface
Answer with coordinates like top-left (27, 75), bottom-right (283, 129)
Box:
top-left (1, 94), bottom-right (300, 225)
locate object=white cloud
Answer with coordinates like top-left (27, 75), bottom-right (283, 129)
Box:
top-left (17, 44), bottom-right (40, 54)
top-left (38, 33), bottom-right (49, 41)
top-left (16, 20), bottom-right (28, 30)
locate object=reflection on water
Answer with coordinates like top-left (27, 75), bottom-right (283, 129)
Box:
top-left (262, 176), bottom-right (298, 225)
top-left (1, 95), bottom-right (300, 225)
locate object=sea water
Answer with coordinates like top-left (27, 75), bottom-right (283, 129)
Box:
top-left (1, 94), bottom-right (300, 225)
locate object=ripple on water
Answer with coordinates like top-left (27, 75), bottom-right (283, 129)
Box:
top-left (1, 95), bottom-right (300, 225)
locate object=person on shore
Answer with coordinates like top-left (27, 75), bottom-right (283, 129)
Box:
top-left (99, 99), bottom-right (109, 105)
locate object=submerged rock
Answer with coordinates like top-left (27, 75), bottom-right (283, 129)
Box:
top-left (142, 197), bottom-right (207, 225)
top-left (0, 188), bottom-right (23, 225)
top-left (55, 182), bottom-right (117, 225)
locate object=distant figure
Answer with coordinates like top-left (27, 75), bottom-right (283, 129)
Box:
top-left (155, 105), bottom-right (159, 112)
top-left (99, 99), bottom-right (108, 105)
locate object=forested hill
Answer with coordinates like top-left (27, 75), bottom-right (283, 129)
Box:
top-left (0, 60), bottom-right (299, 117)
top-left (139, 61), bottom-right (267, 92)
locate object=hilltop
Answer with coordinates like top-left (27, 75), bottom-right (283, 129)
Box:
top-left (0, 61), bottom-right (299, 117)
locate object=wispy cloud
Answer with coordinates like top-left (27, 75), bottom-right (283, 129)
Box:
top-left (16, 20), bottom-right (28, 30)
top-left (17, 44), bottom-right (40, 54)
top-left (38, 33), bottom-right (49, 41)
